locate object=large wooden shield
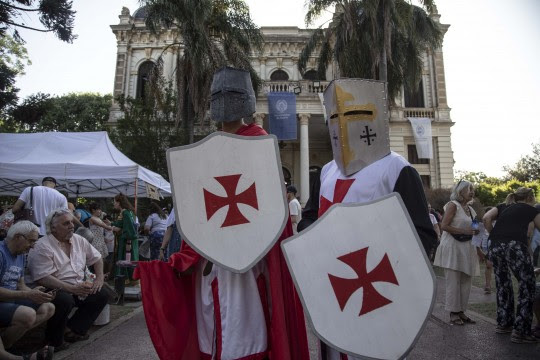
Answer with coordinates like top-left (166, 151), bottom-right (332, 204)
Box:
top-left (281, 193), bottom-right (435, 359)
top-left (167, 132), bottom-right (288, 273)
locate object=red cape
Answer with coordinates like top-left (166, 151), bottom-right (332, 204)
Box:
top-left (135, 123), bottom-right (309, 360)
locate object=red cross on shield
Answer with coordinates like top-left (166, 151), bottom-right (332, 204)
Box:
top-left (166, 132), bottom-right (288, 273)
top-left (281, 194), bottom-right (436, 359)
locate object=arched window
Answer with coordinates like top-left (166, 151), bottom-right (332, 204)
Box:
top-left (270, 70), bottom-right (289, 81)
top-left (303, 70), bottom-right (324, 81)
top-left (136, 61), bottom-right (155, 99)
top-left (404, 79), bottom-right (425, 108)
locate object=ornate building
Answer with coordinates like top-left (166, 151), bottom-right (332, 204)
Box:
top-left (110, 6), bottom-right (455, 204)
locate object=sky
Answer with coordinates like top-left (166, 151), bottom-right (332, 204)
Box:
top-left (12, 0), bottom-right (540, 179)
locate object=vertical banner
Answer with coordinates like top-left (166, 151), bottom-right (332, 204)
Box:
top-left (318, 92), bottom-right (328, 125)
top-left (407, 117), bottom-right (433, 159)
top-left (268, 92), bottom-right (297, 140)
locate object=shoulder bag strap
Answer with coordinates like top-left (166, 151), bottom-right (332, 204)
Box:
top-left (29, 186), bottom-right (34, 210)
top-left (467, 205), bottom-right (475, 221)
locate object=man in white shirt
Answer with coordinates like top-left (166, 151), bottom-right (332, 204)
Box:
top-left (28, 209), bottom-right (107, 350)
top-left (287, 185), bottom-right (302, 234)
top-left (12, 177), bottom-right (68, 236)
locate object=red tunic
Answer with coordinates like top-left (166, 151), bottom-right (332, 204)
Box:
top-left (135, 123), bottom-right (309, 360)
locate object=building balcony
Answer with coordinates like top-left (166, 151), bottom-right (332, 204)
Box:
top-left (258, 81), bottom-right (451, 123)
top-left (261, 80), bottom-right (330, 96)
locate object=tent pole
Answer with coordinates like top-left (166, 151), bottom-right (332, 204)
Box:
top-left (134, 179), bottom-right (138, 214)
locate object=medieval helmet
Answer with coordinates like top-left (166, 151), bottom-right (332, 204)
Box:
top-left (210, 67), bottom-right (256, 122)
top-left (323, 78), bottom-right (391, 176)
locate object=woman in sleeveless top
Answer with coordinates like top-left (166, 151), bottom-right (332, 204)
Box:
top-left (483, 187), bottom-right (540, 343)
top-left (434, 180), bottom-right (480, 325)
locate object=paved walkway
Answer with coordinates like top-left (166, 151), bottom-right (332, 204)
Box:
top-left (57, 277), bottom-right (538, 359)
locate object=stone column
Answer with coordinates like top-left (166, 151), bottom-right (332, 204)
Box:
top-left (292, 57), bottom-right (299, 81)
top-left (165, 47), bottom-right (174, 80)
top-left (259, 57), bottom-right (267, 80)
top-left (253, 113), bottom-right (265, 127)
top-left (298, 113), bottom-right (310, 206)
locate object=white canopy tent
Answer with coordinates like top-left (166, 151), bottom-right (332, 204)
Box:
top-left (0, 131), bottom-right (171, 198)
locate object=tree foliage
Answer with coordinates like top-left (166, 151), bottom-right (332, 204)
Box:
top-left (299, 0), bottom-right (442, 101)
top-left (0, 1), bottom-right (76, 113)
top-left (0, 34), bottom-right (30, 113)
top-left (141, 0), bottom-right (262, 143)
top-left (0, 0), bottom-right (76, 42)
top-left (110, 85), bottom-right (184, 178)
top-left (6, 92), bottom-right (112, 132)
top-left (503, 142), bottom-right (540, 182)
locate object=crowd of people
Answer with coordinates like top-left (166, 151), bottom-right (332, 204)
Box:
top-left (0, 176), bottom-right (166, 359)
top-left (434, 182), bottom-right (540, 344)
top-left (1, 67), bottom-right (539, 360)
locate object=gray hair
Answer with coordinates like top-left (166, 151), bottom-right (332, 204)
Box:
top-left (5, 221), bottom-right (39, 241)
top-left (45, 208), bottom-right (73, 235)
top-left (75, 227), bottom-right (94, 244)
top-left (450, 179), bottom-right (473, 203)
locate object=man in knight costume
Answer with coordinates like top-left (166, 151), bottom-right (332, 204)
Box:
top-left (135, 67), bottom-right (309, 360)
top-left (318, 78), bottom-right (438, 360)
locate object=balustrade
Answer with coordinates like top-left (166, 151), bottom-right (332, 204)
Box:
top-left (261, 80), bottom-right (330, 95)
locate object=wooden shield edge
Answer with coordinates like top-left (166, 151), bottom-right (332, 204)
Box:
top-left (281, 192), bottom-right (437, 359)
top-left (166, 131), bottom-right (289, 273)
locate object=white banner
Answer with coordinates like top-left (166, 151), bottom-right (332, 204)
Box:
top-left (407, 117), bottom-right (433, 159)
top-left (145, 183), bottom-right (160, 200)
top-left (318, 92), bottom-right (328, 125)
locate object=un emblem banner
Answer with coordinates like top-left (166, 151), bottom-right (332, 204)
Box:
top-left (268, 92), bottom-right (297, 140)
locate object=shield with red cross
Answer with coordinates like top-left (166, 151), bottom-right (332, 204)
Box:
top-left (281, 193), bottom-right (435, 359)
top-left (166, 132), bottom-right (288, 273)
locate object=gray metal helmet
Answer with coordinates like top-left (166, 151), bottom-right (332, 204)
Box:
top-left (210, 67), bottom-right (256, 122)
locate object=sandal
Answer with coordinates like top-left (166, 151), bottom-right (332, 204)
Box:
top-left (450, 312), bottom-right (464, 325)
top-left (54, 342), bottom-right (70, 353)
top-left (36, 345), bottom-right (54, 360)
top-left (532, 326), bottom-right (540, 339)
top-left (64, 329), bottom-right (89, 343)
top-left (458, 312), bottom-right (476, 324)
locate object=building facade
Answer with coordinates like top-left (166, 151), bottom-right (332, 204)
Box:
top-left (110, 6), bottom-right (455, 204)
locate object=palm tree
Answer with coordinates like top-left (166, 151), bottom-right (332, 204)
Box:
top-left (141, 0), bottom-right (263, 144)
top-left (298, 0), bottom-right (442, 102)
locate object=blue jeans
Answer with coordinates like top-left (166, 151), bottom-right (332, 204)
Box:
top-left (149, 230), bottom-right (165, 260)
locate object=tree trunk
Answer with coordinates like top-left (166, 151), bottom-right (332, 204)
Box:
top-left (379, 46), bottom-right (388, 82)
top-left (182, 85), bottom-right (195, 145)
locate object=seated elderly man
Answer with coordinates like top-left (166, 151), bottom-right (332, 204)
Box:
top-left (28, 209), bottom-right (107, 350)
top-left (0, 221), bottom-right (55, 355)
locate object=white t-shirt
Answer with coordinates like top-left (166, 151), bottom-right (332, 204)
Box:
top-left (145, 213), bottom-right (167, 233)
top-left (19, 186), bottom-right (67, 235)
top-left (288, 198), bottom-right (302, 233)
top-left (429, 213), bottom-right (438, 225)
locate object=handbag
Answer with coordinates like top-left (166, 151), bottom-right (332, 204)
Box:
top-left (101, 282), bottom-right (120, 304)
top-left (452, 204), bottom-right (475, 242)
top-left (453, 234), bottom-right (473, 242)
top-left (14, 186), bottom-right (36, 224)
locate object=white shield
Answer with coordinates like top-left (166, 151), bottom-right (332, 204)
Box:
top-left (281, 193), bottom-right (435, 360)
top-left (167, 132), bottom-right (288, 273)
